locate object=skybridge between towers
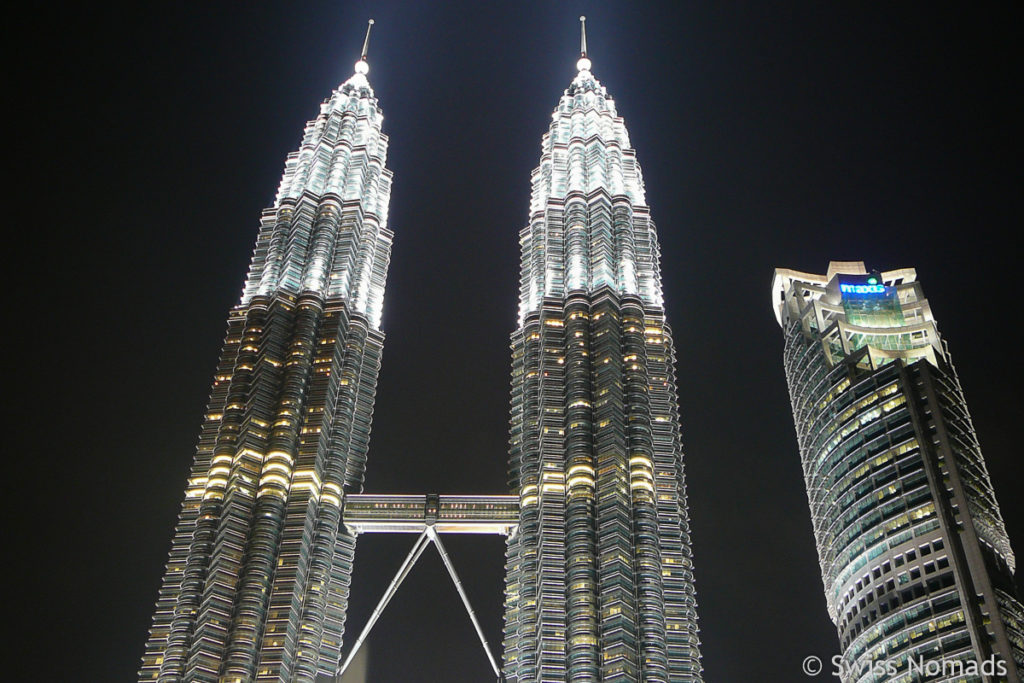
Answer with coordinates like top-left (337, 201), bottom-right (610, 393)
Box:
top-left (334, 494), bottom-right (519, 682)
top-left (343, 493), bottom-right (519, 536)
top-left (143, 15), bottom-right (707, 683)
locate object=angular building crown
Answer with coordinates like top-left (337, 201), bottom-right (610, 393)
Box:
top-left (518, 40), bottom-right (664, 324)
top-left (240, 37), bottom-right (393, 329)
top-left (772, 261), bottom-right (944, 371)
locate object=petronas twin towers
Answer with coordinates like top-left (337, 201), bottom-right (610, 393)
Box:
top-left (141, 14), bottom-right (1024, 683)
top-left (140, 18), bottom-right (702, 683)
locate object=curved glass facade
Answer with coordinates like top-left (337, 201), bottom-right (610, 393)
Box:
top-left (773, 262), bottom-right (1023, 681)
top-left (140, 55), bottom-right (393, 683)
top-left (503, 54), bottom-right (701, 682)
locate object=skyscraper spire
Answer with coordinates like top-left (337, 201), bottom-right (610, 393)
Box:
top-left (353, 19), bottom-right (374, 78)
top-left (577, 16), bottom-right (591, 72)
top-left (361, 18), bottom-right (374, 59)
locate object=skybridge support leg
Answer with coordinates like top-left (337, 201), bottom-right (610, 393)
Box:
top-left (427, 527), bottom-right (502, 680)
top-left (336, 529), bottom-right (431, 681)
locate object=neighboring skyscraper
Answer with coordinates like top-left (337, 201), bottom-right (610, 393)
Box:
top-left (503, 19), bottom-right (702, 682)
top-left (140, 23), bottom-right (395, 682)
top-left (773, 261), bottom-right (1023, 681)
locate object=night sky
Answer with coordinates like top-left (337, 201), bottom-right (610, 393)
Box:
top-left (13, 2), bottom-right (1023, 681)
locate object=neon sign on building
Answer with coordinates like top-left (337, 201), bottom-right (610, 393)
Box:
top-left (840, 283), bottom-right (886, 294)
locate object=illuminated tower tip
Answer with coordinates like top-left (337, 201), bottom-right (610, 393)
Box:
top-left (362, 19), bottom-right (374, 58)
top-left (577, 16), bottom-right (591, 72)
top-left (355, 19), bottom-right (373, 74)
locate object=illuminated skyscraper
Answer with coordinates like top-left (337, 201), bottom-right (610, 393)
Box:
top-left (773, 261), bottom-right (1023, 681)
top-left (139, 23), bottom-right (395, 682)
top-left (503, 19), bottom-right (702, 682)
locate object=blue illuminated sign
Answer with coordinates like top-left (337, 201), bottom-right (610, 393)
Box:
top-left (840, 283), bottom-right (886, 294)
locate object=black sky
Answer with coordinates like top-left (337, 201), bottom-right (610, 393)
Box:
top-left (11, 2), bottom-right (1023, 681)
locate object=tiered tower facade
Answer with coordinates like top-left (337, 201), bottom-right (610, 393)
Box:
top-left (503, 24), bottom-right (702, 682)
top-left (140, 32), bottom-right (394, 682)
top-left (773, 262), bottom-right (1023, 681)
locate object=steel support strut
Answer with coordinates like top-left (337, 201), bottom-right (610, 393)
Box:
top-left (336, 530), bottom-right (431, 680)
top-left (334, 527), bottom-right (504, 681)
top-left (428, 527), bottom-right (502, 679)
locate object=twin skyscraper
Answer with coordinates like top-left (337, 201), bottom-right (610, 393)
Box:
top-left (140, 19), bottom-right (1021, 683)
